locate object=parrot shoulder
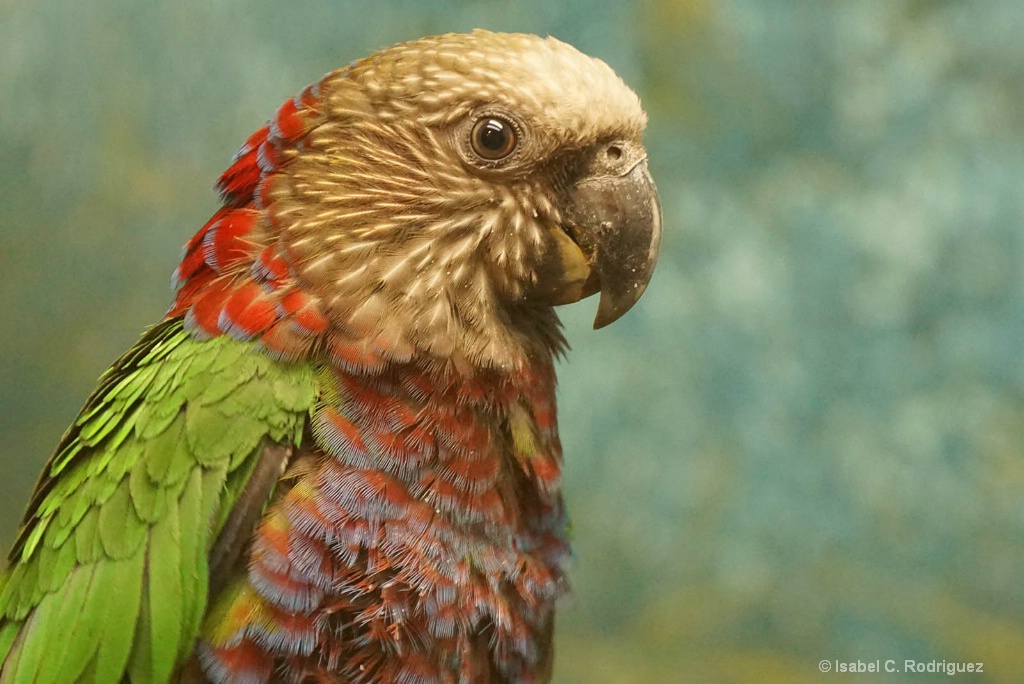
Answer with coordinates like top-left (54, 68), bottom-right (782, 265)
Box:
top-left (0, 318), bottom-right (319, 683)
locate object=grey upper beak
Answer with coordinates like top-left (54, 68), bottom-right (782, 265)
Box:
top-left (565, 157), bottom-right (662, 328)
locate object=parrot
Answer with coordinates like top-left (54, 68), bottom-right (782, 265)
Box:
top-left (0, 29), bottom-right (661, 683)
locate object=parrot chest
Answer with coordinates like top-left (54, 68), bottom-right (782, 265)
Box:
top-left (203, 361), bottom-right (569, 682)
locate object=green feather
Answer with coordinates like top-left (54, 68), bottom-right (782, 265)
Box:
top-left (0, 623), bottom-right (17, 671)
top-left (126, 581), bottom-right (153, 684)
top-left (92, 554), bottom-right (145, 683)
top-left (144, 504), bottom-right (184, 682)
top-left (37, 562), bottom-right (99, 682)
top-left (0, 567), bottom-right (26, 622)
top-left (13, 562), bottom-right (39, 619)
top-left (6, 579), bottom-right (58, 682)
top-left (104, 439), bottom-right (144, 487)
top-left (97, 480), bottom-right (146, 560)
top-left (17, 523), bottom-right (48, 567)
top-left (74, 506), bottom-right (103, 565)
top-left (197, 368), bottom-right (249, 406)
top-left (44, 540), bottom-right (77, 596)
top-left (207, 337), bottom-right (247, 375)
top-left (143, 416), bottom-right (190, 485)
top-left (0, 318), bottom-right (319, 682)
top-left (134, 398), bottom-right (180, 441)
top-left (75, 405), bottom-right (122, 446)
top-left (199, 466), bottom-right (230, 564)
top-left (175, 469), bottom-right (207, 659)
top-left (31, 547), bottom-right (58, 601)
top-left (129, 457), bottom-right (168, 523)
top-left (272, 373), bottom-right (317, 410)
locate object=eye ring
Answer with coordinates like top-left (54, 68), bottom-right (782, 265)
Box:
top-left (469, 116), bottom-right (518, 161)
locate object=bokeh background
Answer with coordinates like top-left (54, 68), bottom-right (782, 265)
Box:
top-left (2, 1), bottom-right (1023, 682)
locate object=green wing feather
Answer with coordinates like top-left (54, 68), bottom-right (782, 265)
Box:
top-left (0, 319), bottom-right (319, 683)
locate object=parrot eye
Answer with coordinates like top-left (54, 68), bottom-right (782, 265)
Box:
top-left (470, 117), bottom-right (518, 161)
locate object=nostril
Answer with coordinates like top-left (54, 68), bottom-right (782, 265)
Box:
top-left (606, 144), bottom-right (623, 161)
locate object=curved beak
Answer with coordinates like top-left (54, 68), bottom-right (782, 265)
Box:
top-left (564, 158), bottom-right (662, 328)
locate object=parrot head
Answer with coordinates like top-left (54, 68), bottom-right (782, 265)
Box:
top-left (176, 30), bottom-right (661, 371)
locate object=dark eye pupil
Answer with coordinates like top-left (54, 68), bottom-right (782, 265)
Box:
top-left (478, 120), bottom-right (508, 151)
top-left (470, 116), bottom-right (517, 160)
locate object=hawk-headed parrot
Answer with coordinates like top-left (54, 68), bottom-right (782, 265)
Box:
top-left (0, 30), bottom-right (661, 683)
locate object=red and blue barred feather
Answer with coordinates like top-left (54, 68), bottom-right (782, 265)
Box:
top-left (198, 359), bottom-right (569, 682)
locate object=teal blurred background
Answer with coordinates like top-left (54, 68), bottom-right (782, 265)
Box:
top-left (2, 1), bottom-right (1023, 682)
